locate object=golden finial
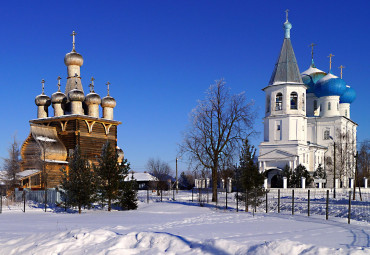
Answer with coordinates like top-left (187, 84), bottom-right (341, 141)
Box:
top-left (57, 76), bottom-right (61, 92)
top-left (41, 79), bottom-right (45, 94)
top-left (106, 81), bottom-right (111, 96)
top-left (71, 31), bottom-right (77, 51)
top-left (89, 77), bottom-right (95, 93)
top-left (338, 65), bottom-right (345, 79)
top-left (328, 53), bottom-right (334, 72)
top-left (285, 9), bottom-right (289, 21)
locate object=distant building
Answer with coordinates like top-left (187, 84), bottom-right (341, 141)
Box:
top-left (125, 171), bottom-right (158, 190)
top-left (258, 15), bottom-right (357, 188)
top-left (20, 32), bottom-right (123, 189)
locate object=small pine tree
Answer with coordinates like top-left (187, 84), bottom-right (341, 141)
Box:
top-left (60, 146), bottom-right (95, 214)
top-left (313, 164), bottom-right (326, 179)
top-left (95, 141), bottom-right (128, 211)
top-left (236, 138), bottom-right (267, 209)
top-left (290, 164), bottom-right (313, 188)
top-left (119, 169), bottom-right (138, 210)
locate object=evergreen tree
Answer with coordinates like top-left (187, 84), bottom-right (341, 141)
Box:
top-left (119, 170), bottom-right (138, 210)
top-left (236, 138), bottom-right (266, 208)
top-left (95, 141), bottom-right (127, 211)
top-left (60, 146), bottom-right (95, 214)
top-left (313, 164), bottom-right (326, 179)
top-left (282, 164), bottom-right (292, 185)
top-left (290, 164), bottom-right (313, 188)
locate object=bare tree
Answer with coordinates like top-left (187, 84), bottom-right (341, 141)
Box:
top-left (358, 140), bottom-right (370, 179)
top-left (2, 137), bottom-right (21, 193)
top-left (146, 158), bottom-right (173, 193)
top-left (180, 79), bottom-right (255, 202)
top-left (335, 128), bottom-right (356, 184)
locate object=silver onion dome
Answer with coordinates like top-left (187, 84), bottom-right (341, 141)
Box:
top-left (64, 51), bottom-right (84, 67)
top-left (101, 96), bottom-right (116, 108)
top-left (51, 91), bottom-right (67, 104)
top-left (35, 94), bottom-right (51, 106)
top-left (85, 92), bottom-right (101, 105)
top-left (68, 89), bottom-right (85, 102)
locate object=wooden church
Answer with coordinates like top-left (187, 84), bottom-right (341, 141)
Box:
top-left (20, 32), bottom-right (123, 188)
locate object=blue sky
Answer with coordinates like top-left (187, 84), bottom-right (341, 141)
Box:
top-left (0, 0), bottom-right (369, 173)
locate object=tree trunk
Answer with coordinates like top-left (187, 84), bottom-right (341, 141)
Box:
top-left (78, 205), bottom-right (81, 214)
top-left (212, 164), bottom-right (218, 202)
top-left (108, 198), bottom-right (111, 211)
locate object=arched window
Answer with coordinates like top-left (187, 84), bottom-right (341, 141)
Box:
top-left (314, 100), bottom-right (318, 111)
top-left (345, 109), bottom-right (348, 117)
top-left (328, 102), bottom-right (331, 111)
top-left (337, 103), bottom-right (339, 110)
top-left (290, 92), bottom-right (298, 109)
top-left (266, 95), bottom-right (270, 113)
top-left (302, 93), bottom-right (305, 111)
top-left (324, 130), bottom-right (330, 140)
top-left (276, 93), bottom-right (283, 110)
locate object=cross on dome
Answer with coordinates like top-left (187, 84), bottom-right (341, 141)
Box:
top-left (328, 53), bottom-right (335, 72)
top-left (285, 9), bottom-right (289, 21)
top-left (41, 79), bottom-right (45, 94)
top-left (338, 65), bottom-right (345, 79)
top-left (71, 31), bottom-right (77, 52)
top-left (89, 77), bottom-right (95, 93)
top-left (106, 81), bottom-right (111, 96)
top-left (309, 43), bottom-right (316, 66)
top-left (57, 76), bottom-right (61, 92)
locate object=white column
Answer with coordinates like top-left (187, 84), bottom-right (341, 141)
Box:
top-left (206, 178), bottom-right (210, 188)
top-left (335, 179), bottom-right (340, 189)
top-left (283, 177), bottom-right (287, 189)
top-left (301, 177), bottom-right (306, 189)
top-left (318, 180), bottom-right (322, 189)
top-left (264, 178), bottom-right (268, 189)
top-left (364, 178), bottom-right (368, 189)
top-left (228, 178), bottom-right (232, 193)
top-left (349, 178), bottom-right (354, 189)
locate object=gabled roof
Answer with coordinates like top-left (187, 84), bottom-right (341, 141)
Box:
top-left (268, 38), bottom-right (304, 86)
top-left (259, 149), bottom-right (297, 160)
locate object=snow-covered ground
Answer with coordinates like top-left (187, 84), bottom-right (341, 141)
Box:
top-left (0, 191), bottom-right (369, 255)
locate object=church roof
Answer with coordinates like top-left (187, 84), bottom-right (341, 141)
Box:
top-left (268, 38), bottom-right (303, 86)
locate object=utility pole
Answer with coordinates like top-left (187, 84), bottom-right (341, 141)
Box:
top-left (334, 141), bottom-right (336, 199)
top-left (176, 158), bottom-right (178, 193)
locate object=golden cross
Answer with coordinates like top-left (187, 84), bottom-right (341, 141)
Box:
top-left (41, 79), bottom-right (45, 94)
top-left (338, 65), bottom-right (345, 79)
top-left (285, 9), bottom-right (289, 21)
top-left (106, 81), bottom-right (111, 96)
top-left (57, 76), bottom-right (61, 91)
top-left (71, 31), bottom-right (77, 51)
top-left (89, 77), bottom-right (95, 93)
top-left (309, 43), bottom-right (316, 61)
top-left (328, 53), bottom-right (334, 71)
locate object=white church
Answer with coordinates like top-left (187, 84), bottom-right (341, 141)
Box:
top-left (258, 14), bottom-right (357, 188)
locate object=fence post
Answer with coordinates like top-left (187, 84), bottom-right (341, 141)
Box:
top-left (265, 192), bottom-right (268, 213)
top-left (147, 187), bottom-right (149, 204)
top-left (0, 191), bottom-right (2, 214)
top-left (348, 191), bottom-right (351, 224)
top-left (326, 190), bottom-right (329, 220)
top-left (173, 188), bottom-right (175, 201)
top-left (236, 189), bottom-right (239, 212)
top-left (292, 189), bottom-right (294, 215)
top-left (160, 189), bottom-right (163, 202)
top-left (225, 190), bottom-right (228, 210)
top-left (254, 190), bottom-right (257, 213)
top-left (23, 190), bottom-right (26, 213)
top-left (191, 188), bottom-right (193, 202)
top-left (308, 189), bottom-right (310, 217)
top-left (278, 189), bottom-right (280, 213)
top-left (245, 191), bottom-right (248, 212)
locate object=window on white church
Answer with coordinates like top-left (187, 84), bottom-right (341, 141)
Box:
top-left (324, 130), bottom-right (330, 140)
top-left (266, 95), bottom-right (270, 113)
top-left (337, 103), bottom-right (339, 110)
top-left (328, 102), bottom-right (331, 111)
top-left (314, 100), bottom-right (318, 111)
top-left (290, 92), bottom-right (298, 109)
top-left (276, 93), bottom-right (283, 110)
top-left (345, 109), bottom-right (348, 117)
top-left (302, 93), bottom-right (305, 111)
top-left (277, 124), bottom-right (281, 131)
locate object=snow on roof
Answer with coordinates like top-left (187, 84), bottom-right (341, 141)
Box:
top-left (124, 172), bottom-right (158, 182)
top-left (318, 72), bottom-right (338, 83)
top-left (44, 159), bottom-right (68, 164)
top-left (301, 66), bottom-right (325, 75)
top-left (17, 170), bottom-right (41, 178)
top-left (36, 136), bottom-right (57, 142)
